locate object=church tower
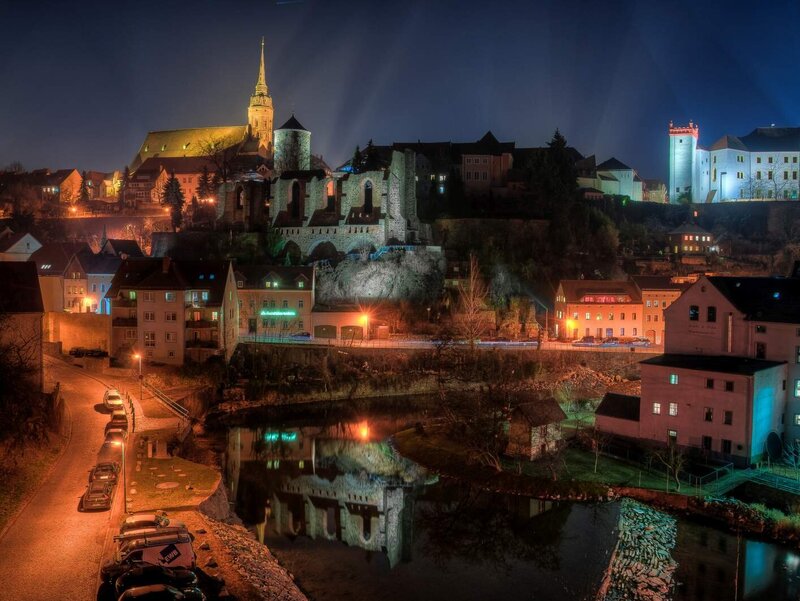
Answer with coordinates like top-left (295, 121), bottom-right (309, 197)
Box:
top-left (248, 38), bottom-right (274, 155)
top-left (668, 121), bottom-right (698, 203)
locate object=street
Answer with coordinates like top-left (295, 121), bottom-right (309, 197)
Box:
top-left (0, 357), bottom-right (122, 601)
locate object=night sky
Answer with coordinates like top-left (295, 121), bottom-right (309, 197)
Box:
top-left (1, 0), bottom-right (799, 180)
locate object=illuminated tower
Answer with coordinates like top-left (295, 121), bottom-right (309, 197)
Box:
top-left (668, 121), bottom-right (699, 203)
top-left (274, 115), bottom-right (311, 173)
top-left (248, 37), bottom-right (274, 154)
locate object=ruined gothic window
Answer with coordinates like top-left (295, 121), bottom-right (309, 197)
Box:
top-left (364, 181), bottom-right (373, 214)
top-left (291, 181), bottom-right (300, 219)
top-left (326, 180), bottom-right (335, 212)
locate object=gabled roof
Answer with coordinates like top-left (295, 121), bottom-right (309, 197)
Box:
top-left (101, 239), bottom-right (144, 258)
top-left (513, 398), bottom-right (567, 427)
top-left (710, 135), bottom-right (747, 152)
top-left (29, 242), bottom-right (91, 276)
top-left (737, 127), bottom-right (800, 152)
top-left (632, 275), bottom-right (690, 292)
top-left (106, 258), bottom-right (231, 306)
top-left (454, 131), bottom-right (515, 156)
top-left (596, 393), bottom-right (640, 422)
top-left (596, 157), bottom-right (632, 171)
top-left (276, 115), bottom-right (307, 131)
top-left (131, 125), bottom-right (248, 171)
top-left (641, 354), bottom-right (785, 375)
top-left (234, 265), bottom-right (313, 289)
top-left (559, 280), bottom-right (642, 303)
top-left (77, 251), bottom-right (122, 276)
top-left (0, 262), bottom-right (43, 313)
top-left (707, 276), bottom-right (800, 323)
top-left (0, 231), bottom-right (38, 253)
top-left (668, 222), bottom-right (711, 236)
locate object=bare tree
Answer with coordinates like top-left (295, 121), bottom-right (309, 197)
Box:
top-left (580, 426), bottom-right (611, 474)
top-left (197, 135), bottom-right (243, 185)
top-left (456, 254), bottom-right (489, 350)
top-left (649, 442), bottom-right (687, 492)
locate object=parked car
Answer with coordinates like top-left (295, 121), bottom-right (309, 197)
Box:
top-left (572, 336), bottom-right (596, 346)
top-left (601, 337), bottom-right (620, 346)
top-left (80, 480), bottom-right (113, 511)
top-left (69, 347), bottom-right (88, 357)
top-left (631, 337), bottom-right (652, 347)
top-left (120, 513), bottom-right (187, 534)
top-left (289, 332), bottom-right (311, 339)
top-left (106, 419), bottom-right (128, 434)
top-left (89, 461), bottom-right (120, 484)
top-left (109, 409), bottom-right (129, 430)
top-left (115, 532), bottom-right (196, 570)
top-left (118, 584), bottom-right (205, 601)
top-left (104, 390), bottom-right (125, 410)
top-left (115, 565), bottom-right (199, 598)
top-left (85, 348), bottom-right (108, 357)
top-left (104, 428), bottom-right (127, 448)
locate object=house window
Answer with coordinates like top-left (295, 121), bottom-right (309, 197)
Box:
top-left (706, 378), bottom-right (714, 389)
top-left (125, 329), bottom-right (136, 340)
top-left (165, 332), bottom-right (176, 343)
top-left (702, 436), bottom-right (712, 451)
top-left (237, 280), bottom-right (243, 288)
top-left (755, 325), bottom-right (767, 333)
top-left (795, 414), bottom-right (800, 426)
top-left (585, 312), bottom-right (590, 320)
top-left (298, 281), bottom-right (305, 288)
top-left (298, 320), bottom-right (303, 329)
top-left (91, 284), bottom-right (97, 292)
top-left (668, 430), bottom-right (677, 441)
top-left (620, 313), bottom-right (625, 320)
top-left (211, 311), bottom-right (219, 321)
top-left (707, 306), bottom-right (716, 322)
top-left (165, 312), bottom-right (177, 321)
top-left (796, 346), bottom-right (800, 364)
top-left (165, 292), bottom-right (176, 302)
top-left (669, 402), bottom-right (678, 416)
top-left (299, 300), bottom-right (304, 308)
top-left (653, 402), bottom-right (661, 415)
top-left (201, 291), bottom-right (209, 301)
top-left (724, 411), bottom-right (733, 425)
top-left (282, 300), bottom-right (288, 308)
top-left (632, 313), bottom-right (637, 320)
top-left (722, 439), bottom-right (732, 454)
top-left (143, 291), bottom-right (155, 302)
top-left (755, 342), bottom-right (766, 359)
top-left (669, 374), bottom-right (679, 385)
top-left (144, 331), bottom-right (156, 347)
top-left (795, 380), bottom-right (800, 398)
top-left (704, 407), bottom-right (713, 422)
top-left (143, 311), bottom-right (155, 321)
top-left (725, 381), bottom-right (734, 392)
top-left (689, 305), bottom-right (699, 321)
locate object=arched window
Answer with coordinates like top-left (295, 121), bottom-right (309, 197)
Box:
top-left (364, 181), bottom-right (373, 214)
top-left (326, 181), bottom-right (335, 212)
top-left (291, 181), bottom-right (300, 218)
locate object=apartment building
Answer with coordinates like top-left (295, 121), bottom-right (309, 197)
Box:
top-left (234, 265), bottom-right (314, 338)
top-left (554, 280), bottom-right (642, 340)
top-left (632, 276), bottom-right (690, 345)
top-left (107, 258), bottom-right (239, 365)
top-left (29, 242), bottom-right (91, 312)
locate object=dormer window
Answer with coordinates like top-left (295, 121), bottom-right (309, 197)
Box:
top-left (237, 280), bottom-right (243, 288)
top-left (298, 281), bottom-right (305, 289)
top-left (265, 282), bottom-right (271, 288)
top-left (273, 281), bottom-right (279, 288)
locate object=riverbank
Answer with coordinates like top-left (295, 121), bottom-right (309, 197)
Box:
top-left (393, 427), bottom-right (800, 550)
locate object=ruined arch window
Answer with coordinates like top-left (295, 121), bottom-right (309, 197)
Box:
top-left (236, 186), bottom-right (244, 210)
top-left (364, 181), bottom-right (373, 214)
top-left (291, 181), bottom-right (300, 219)
top-left (326, 180), bottom-right (335, 212)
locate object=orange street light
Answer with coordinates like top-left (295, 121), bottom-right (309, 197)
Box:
top-left (358, 422), bottom-right (369, 441)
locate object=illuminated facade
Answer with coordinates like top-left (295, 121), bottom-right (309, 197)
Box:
top-left (234, 265), bottom-right (314, 337)
top-left (669, 121), bottom-right (800, 203)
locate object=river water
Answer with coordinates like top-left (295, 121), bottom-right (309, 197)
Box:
top-left (223, 412), bottom-right (800, 601)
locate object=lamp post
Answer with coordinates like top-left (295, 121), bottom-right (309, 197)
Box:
top-left (114, 439), bottom-right (127, 513)
top-left (133, 353), bottom-right (142, 403)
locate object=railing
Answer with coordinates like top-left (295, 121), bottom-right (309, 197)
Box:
top-left (143, 379), bottom-right (190, 432)
top-left (185, 320), bottom-right (215, 329)
top-left (112, 317), bottom-right (138, 327)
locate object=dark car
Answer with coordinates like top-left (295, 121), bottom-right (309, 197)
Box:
top-left (115, 565), bottom-right (199, 597)
top-left (69, 347), bottom-right (88, 357)
top-left (85, 348), bottom-right (109, 357)
top-left (601, 337), bottom-right (620, 346)
top-left (106, 418), bottom-right (128, 433)
top-left (80, 480), bottom-right (113, 511)
top-left (572, 335), bottom-right (596, 346)
top-left (89, 461), bottom-right (120, 484)
top-left (118, 584), bottom-right (205, 601)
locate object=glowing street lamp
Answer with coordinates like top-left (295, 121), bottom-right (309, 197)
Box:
top-left (358, 422), bottom-right (369, 441)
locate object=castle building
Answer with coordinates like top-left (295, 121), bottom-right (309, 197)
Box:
top-left (669, 122), bottom-right (800, 203)
top-left (129, 39), bottom-right (274, 172)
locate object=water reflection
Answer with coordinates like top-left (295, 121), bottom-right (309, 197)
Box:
top-left (225, 416), bottom-right (800, 601)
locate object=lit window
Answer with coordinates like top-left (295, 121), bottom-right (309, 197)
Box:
top-left (298, 281), bottom-right (304, 288)
top-left (795, 380), bottom-right (800, 398)
top-left (652, 402), bottom-right (661, 415)
top-left (669, 402), bottom-right (678, 416)
top-left (165, 292), bottom-right (175, 302)
top-left (144, 331), bottom-right (156, 347)
top-left (201, 291), bottom-right (209, 301)
top-left (704, 407), bottom-right (713, 422)
top-left (211, 311), bottom-right (219, 321)
top-left (669, 374), bottom-right (679, 385)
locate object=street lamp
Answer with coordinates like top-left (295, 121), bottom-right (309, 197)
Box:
top-left (132, 352), bottom-right (142, 402)
top-left (113, 439), bottom-right (127, 513)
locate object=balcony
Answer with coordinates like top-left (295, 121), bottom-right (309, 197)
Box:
top-left (185, 319), bottom-right (216, 329)
top-left (185, 339), bottom-right (219, 349)
top-left (114, 299), bottom-right (137, 308)
top-left (112, 317), bottom-right (138, 327)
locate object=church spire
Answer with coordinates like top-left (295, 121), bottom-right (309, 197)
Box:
top-left (254, 37), bottom-right (268, 97)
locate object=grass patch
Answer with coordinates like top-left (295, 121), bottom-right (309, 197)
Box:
top-left (128, 435), bottom-right (219, 512)
top-left (0, 434), bottom-right (67, 533)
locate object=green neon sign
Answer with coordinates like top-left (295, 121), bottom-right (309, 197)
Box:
top-left (259, 310), bottom-right (296, 317)
top-left (264, 431), bottom-right (298, 442)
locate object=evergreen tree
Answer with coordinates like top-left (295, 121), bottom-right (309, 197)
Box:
top-left (351, 146), bottom-right (362, 174)
top-left (161, 172), bottom-right (185, 231)
top-left (118, 166), bottom-right (130, 210)
top-left (78, 171), bottom-right (90, 204)
top-left (195, 166), bottom-right (213, 201)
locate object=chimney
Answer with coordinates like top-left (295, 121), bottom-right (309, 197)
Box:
top-left (162, 256), bottom-right (171, 274)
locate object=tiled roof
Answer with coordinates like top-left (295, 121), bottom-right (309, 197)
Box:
top-left (559, 280), bottom-right (642, 303)
top-left (596, 157), bottom-right (632, 171)
top-left (135, 156), bottom-right (217, 176)
top-left (708, 276), bottom-right (800, 323)
top-left (102, 239), bottom-right (144, 258)
top-left (29, 242), bottom-right (91, 275)
top-left (632, 276), bottom-right (690, 292)
top-left (234, 265), bottom-right (313, 289)
top-left (596, 393), bottom-right (640, 422)
top-left (513, 398), bottom-right (567, 427)
top-left (737, 127), bottom-right (800, 152)
top-left (710, 135), bottom-right (747, 152)
top-left (131, 125), bottom-right (248, 170)
top-left (668, 222), bottom-right (711, 236)
top-left (107, 258), bottom-right (231, 306)
top-left (276, 115), bottom-right (307, 131)
top-left (0, 262), bottom-right (43, 313)
top-left (641, 354), bottom-right (785, 375)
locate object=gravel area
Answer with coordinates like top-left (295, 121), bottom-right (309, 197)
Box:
top-left (203, 516), bottom-right (307, 601)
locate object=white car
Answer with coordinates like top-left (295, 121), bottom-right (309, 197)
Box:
top-left (104, 389), bottom-right (125, 410)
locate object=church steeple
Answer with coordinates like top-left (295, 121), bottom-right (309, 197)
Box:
top-left (254, 37), bottom-right (268, 97)
top-left (248, 37), bottom-right (274, 155)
